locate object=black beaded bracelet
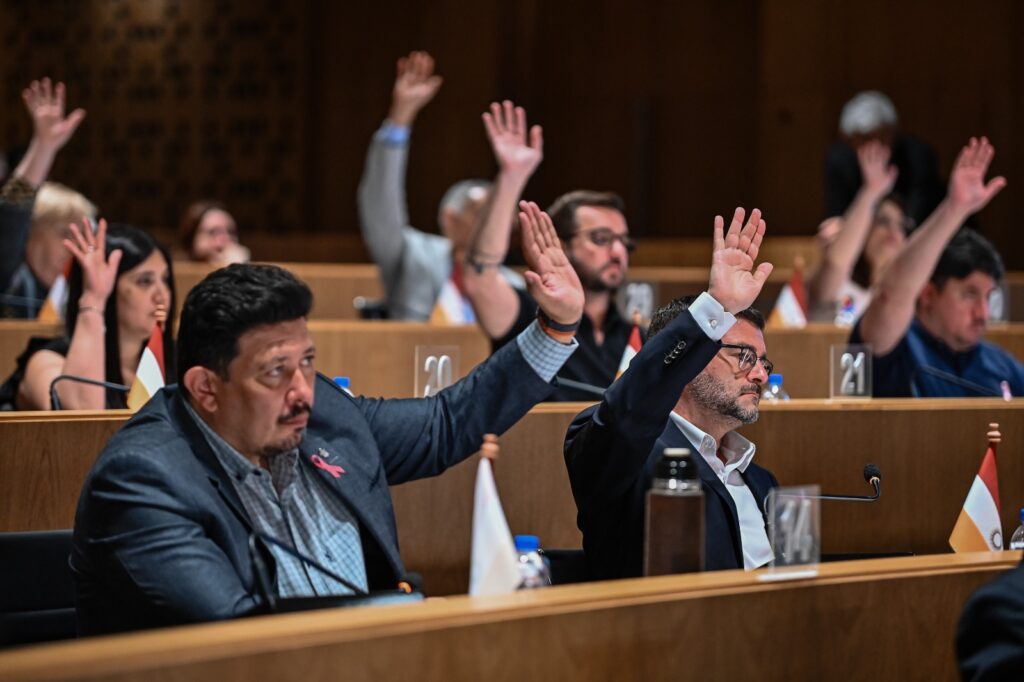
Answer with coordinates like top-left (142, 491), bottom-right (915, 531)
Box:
top-left (538, 309), bottom-right (581, 333)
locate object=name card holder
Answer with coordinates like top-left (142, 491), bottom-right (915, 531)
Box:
top-left (763, 485), bottom-right (820, 581)
top-left (415, 346), bottom-right (459, 397)
top-left (830, 344), bottom-right (872, 399)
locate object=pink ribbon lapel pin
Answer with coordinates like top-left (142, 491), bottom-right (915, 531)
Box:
top-left (310, 448), bottom-right (345, 479)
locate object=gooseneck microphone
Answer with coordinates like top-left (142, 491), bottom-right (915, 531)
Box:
top-left (808, 464), bottom-right (882, 503)
top-left (911, 365), bottom-right (1002, 397)
top-left (49, 375), bottom-right (130, 410)
top-left (554, 376), bottom-right (607, 398)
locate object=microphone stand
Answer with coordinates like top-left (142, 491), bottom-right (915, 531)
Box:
top-left (49, 375), bottom-right (130, 411)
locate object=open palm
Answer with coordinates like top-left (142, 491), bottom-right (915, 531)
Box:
top-left (519, 201), bottom-right (583, 325)
top-left (948, 137), bottom-right (1006, 215)
top-left (707, 208), bottom-right (773, 313)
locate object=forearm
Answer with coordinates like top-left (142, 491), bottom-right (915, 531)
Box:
top-left (12, 138), bottom-right (58, 189)
top-left (468, 171), bottom-right (529, 265)
top-left (357, 128), bottom-right (412, 272)
top-left (58, 310), bottom-right (108, 409)
top-left (462, 268), bottom-right (521, 339)
top-left (859, 199), bottom-right (968, 354)
top-left (810, 187), bottom-right (879, 305)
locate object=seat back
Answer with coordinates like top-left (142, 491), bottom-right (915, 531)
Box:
top-left (0, 530), bottom-right (76, 646)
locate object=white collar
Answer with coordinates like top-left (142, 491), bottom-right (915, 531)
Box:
top-left (668, 411), bottom-right (757, 476)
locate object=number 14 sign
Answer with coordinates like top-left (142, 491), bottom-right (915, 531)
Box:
top-left (830, 344), bottom-right (872, 398)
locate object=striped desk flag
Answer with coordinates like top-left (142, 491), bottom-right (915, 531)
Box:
top-left (36, 260), bottom-right (72, 324)
top-left (767, 265), bottom-right (808, 328)
top-left (949, 439), bottom-right (1002, 552)
top-left (127, 325), bottom-right (165, 412)
top-left (429, 265), bottom-right (475, 325)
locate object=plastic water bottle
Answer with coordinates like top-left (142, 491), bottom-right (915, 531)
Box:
top-left (1010, 509), bottom-right (1024, 550)
top-left (333, 376), bottom-right (354, 397)
top-left (514, 535), bottom-right (551, 589)
top-left (761, 374), bottom-right (790, 401)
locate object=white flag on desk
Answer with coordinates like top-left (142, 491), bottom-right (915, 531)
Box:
top-left (469, 458), bottom-right (520, 595)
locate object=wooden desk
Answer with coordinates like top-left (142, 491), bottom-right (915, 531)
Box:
top-left (0, 321), bottom-right (62, 379)
top-left (7, 399), bottom-right (1019, 598)
top-left (764, 323), bottom-right (1024, 398)
top-left (0, 552), bottom-right (1013, 680)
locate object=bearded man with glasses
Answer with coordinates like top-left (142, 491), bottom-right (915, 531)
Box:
top-left (565, 207), bottom-right (781, 579)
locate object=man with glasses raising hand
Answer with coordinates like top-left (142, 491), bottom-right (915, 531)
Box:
top-left (565, 207), bottom-right (780, 579)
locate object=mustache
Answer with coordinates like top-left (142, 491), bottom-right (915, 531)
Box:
top-left (279, 401), bottom-right (311, 423)
top-left (740, 384), bottom-right (760, 395)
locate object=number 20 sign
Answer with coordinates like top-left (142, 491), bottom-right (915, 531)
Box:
top-left (415, 346), bottom-right (460, 397)
top-left (830, 344), bottom-right (872, 398)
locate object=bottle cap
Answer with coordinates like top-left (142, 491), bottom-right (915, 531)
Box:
top-left (514, 535), bottom-right (540, 552)
top-left (1020, 507), bottom-right (1024, 523)
top-left (333, 376), bottom-right (351, 389)
top-left (768, 373), bottom-right (783, 385)
top-left (654, 448), bottom-right (697, 481)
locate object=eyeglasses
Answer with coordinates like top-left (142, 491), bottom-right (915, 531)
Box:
top-left (573, 228), bottom-right (636, 253)
top-left (719, 343), bottom-right (773, 376)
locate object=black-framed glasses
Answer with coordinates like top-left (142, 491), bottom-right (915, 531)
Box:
top-left (719, 343), bottom-right (774, 376)
top-left (573, 228), bottom-right (637, 253)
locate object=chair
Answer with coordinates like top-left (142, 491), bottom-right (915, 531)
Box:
top-left (542, 548), bottom-right (594, 585)
top-left (0, 530), bottom-right (76, 647)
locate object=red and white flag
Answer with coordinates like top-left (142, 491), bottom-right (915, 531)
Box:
top-left (127, 325), bottom-right (165, 412)
top-left (768, 265), bottom-right (808, 328)
top-left (949, 440), bottom-right (1002, 552)
top-left (36, 259), bottom-right (72, 324)
top-left (615, 323), bottom-right (643, 379)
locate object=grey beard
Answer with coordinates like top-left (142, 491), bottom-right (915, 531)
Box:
top-left (688, 372), bottom-right (760, 425)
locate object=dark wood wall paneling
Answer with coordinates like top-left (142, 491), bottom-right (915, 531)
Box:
top-left (1, 1), bottom-right (1022, 265)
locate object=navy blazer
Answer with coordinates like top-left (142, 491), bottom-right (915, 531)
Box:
top-left (564, 306), bottom-right (778, 580)
top-left (72, 339), bottom-right (554, 635)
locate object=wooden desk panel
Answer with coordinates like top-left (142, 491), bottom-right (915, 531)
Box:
top-left (174, 262), bottom-right (383, 320)
top-left (0, 321), bottom-right (62, 380)
top-left (4, 401), bottom-right (1023, 598)
top-left (0, 553), bottom-right (1013, 681)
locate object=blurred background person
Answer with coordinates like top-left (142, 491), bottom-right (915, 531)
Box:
top-left (177, 200), bottom-right (249, 265)
top-left (1, 78), bottom-right (91, 318)
top-left (824, 90), bottom-right (944, 227)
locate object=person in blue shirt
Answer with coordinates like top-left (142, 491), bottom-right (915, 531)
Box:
top-left (850, 136), bottom-right (1024, 397)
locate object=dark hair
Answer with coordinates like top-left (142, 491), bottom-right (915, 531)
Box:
top-left (930, 228), bottom-right (1004, 289)
top-left (178, 199), bottom-right (231, 256)
top-left (65, 224), bottom-right (176, 407)
top-left (648, 296), bottom-right (765, 339)
top-left (546, 190), bottom-right (626, 241)
top-left (852, 192), bottom-right (907, 289)
top-left (177, 264), bottom-right (313, 389)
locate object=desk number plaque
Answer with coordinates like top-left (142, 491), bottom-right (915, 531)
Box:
top-left (415, 346), bottom-right (459, 397)
top-left (830, 344), bottom-right (872, 399)
top-left (764, 485), bottom-right (821, 581)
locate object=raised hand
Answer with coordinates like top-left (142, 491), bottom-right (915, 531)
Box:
top-left (947, 136), bottom-right (1007, 215)
top-left (64, 218), bottom-right (122, 308)
top-left (23, 78), bottom-right (86, 152)
top-left (857, 140), bottom-right (898, 198)
top-left (482, 100), bottom-right (543, 180)
top-left (519, 201), bottom-right (584, 325)
top-left (388, 51), bottom-right (443, 127)
top-left (707, 208), bottom-right (774, 314)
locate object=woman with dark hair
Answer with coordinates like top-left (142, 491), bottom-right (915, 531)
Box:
top-left (178, 200), bottom-right (249, 265)
top-left (7, 220), bottom-right (175, 409)
top-left (809, 141), bottom-right (911, 322)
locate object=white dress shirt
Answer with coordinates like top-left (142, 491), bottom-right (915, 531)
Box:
top-left (668, 412), bottom-right (774, 570)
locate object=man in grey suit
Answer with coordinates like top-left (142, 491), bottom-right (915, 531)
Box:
top-left (71, 203), bottom-right (583, 635)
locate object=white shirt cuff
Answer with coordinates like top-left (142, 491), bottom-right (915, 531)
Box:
top-left (689, 291), bottom-right (736, 341)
